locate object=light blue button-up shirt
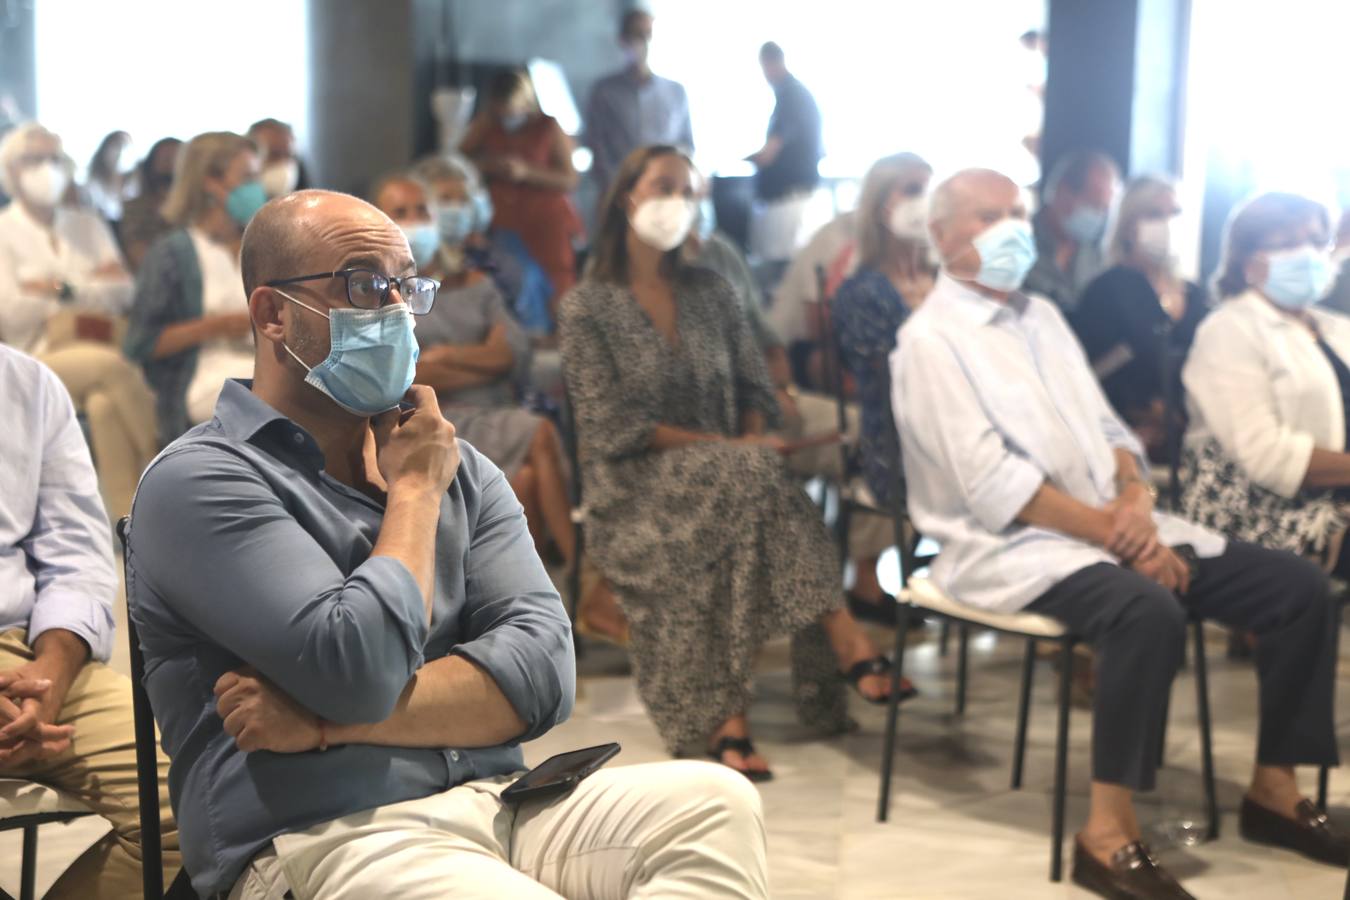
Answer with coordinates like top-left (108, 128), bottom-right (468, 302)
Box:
top-left (583, 67), bottom-right (694, 192)
top-left (891, 275), bottom-right (1223, 613)
top-left (0, 345), bottom-right (116, 659)
top-left (127, 379), bottom-right (575, 896)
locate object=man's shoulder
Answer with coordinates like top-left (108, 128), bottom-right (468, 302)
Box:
top-left (136, 424), bottom-right (260, 499)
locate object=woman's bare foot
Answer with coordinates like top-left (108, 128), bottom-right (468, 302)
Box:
top-left (576, 563), bottom-right (630, 645)
top-left (707, 715), bottom-right (772, 779)
top-left (821, 608), bottom-right (912, 701)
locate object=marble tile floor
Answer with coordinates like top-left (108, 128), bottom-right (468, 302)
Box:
top-left (6, 618), bottom-right (1350, 899)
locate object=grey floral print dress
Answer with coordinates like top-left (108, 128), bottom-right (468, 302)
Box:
top-left (560, 267), bottom-right (852, 756)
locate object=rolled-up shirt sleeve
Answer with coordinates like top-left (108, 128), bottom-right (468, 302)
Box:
top-left (130, 445), bottom-right (430, 724)
top-left (893, 331), bottom-right (1045, 533)
top-left (451, 450), bottom-right (574, 742)
top-left (23, 364), bottom-right (117, 660)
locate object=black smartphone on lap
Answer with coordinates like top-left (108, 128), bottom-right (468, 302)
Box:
top-left (501, 743), bottom-right (622, 805)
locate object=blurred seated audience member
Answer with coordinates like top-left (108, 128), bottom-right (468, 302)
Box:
top-left (691, 187), bottom-right (902, 624)
top-left (768, 208), bottom-right (858, 387)
top-left (412, 152), bottom-right (555, 337)
top-left (897, 168), bottom-right (1345, 899)
top-left (372, 172), bottom-right (575, 569)
top-left (0, 343), bottom-right (181, 896)
top-left (0, 122), bottom-right (155, 520)
top-left (1183, 192), bottom-right (1350, 571)
top-left (127, 188), bottom-right (769, 899)
top-left (124, 131), bottom-right (264, 446)
top-left (831, 153), bottom-right (935, 513)
top-left (1318, 207), bottom-right (1350, 316)
top-left (461, 69), bottom-right (582, 314)
top-left (561, 145), bottom-right (910, 781)
top-left (582, 8), bottom-right (694, 213)
top-left (1024, 149), bottom-right (1120, 313)
top-left (247, 117), bottom-right (309, 199)
top-left (1073, 176), bottom-right (1210, 462)
top-left (85, 130), bottom-right (133, 223)
top-left (119, 137), bottom-right (183, 271)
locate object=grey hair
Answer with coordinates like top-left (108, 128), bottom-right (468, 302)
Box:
top-left (0, 122), bottom-right (66, 197)
top-left (411, 152), bottom-right (484, 195)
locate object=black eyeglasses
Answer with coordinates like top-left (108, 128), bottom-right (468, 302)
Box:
top-left (265, 268), bottom-right (439, 315)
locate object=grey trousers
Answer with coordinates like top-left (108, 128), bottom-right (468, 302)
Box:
top-left (1026, 541), bottom-right (1339, 792)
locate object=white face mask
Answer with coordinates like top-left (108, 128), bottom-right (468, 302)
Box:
top-left (887, 195), bottom-right (929, 242)
top-left (631, 196), bottom-right (697, 251)
top-left (260, 159), bottom-right (300, 198)
top-left (18, 161), bottom-right (69, 208)
top-left (1135, 218), bottom-right (1171, 262)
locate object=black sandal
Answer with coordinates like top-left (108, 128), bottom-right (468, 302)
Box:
top-left (843, 656), bottom-right (917, 706)
top-left (707, 736), bottom-right (774, 783)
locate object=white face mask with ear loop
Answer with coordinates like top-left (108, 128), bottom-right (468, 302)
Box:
top-left (887, 195), bottom-right (930, 242)
top-left (631, 196), bottom-right (698, 251)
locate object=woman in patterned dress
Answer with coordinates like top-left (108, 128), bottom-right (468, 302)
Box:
top-left (559, 145), bottom-right (907, 781)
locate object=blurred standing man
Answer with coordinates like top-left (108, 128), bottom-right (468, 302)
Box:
top-left (583, 8), bottom-right (694, 200)
top-left (1024, 149), bottom-right (1120, 313)
top-left (747, 42), bottom-right (823, 281)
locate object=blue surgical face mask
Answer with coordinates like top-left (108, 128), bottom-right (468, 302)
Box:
top-left (226, 181), bottom-right (268, 227)
top-left (1262, 246), bottom-right (1335, 310)
top-left (501, 112), bottom-right (528, 133)
top-left (401, 222), bottom-right (440, 268)
top-left (472, 190), bottom-right (494, 232)
top-left (276, 290), bottom-right (419, 416)
top-left (437, 203), bottom-right (476, 246)
top-left (1063, 203), bottom-right (1108, 244)
top-left (968, 218), bottom-right (1038, 292)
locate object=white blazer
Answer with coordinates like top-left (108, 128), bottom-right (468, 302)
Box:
top-left (1183, 290), bottom-right (1350, 498)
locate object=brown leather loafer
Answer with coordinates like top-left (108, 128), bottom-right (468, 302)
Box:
top-left (1071, 838), bottom-right (1196, 899)
top-left (1240, 797), bottom-right (1350, 866)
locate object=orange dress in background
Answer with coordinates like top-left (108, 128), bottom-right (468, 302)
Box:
top-left (476, 114), bottom-right (583, 304)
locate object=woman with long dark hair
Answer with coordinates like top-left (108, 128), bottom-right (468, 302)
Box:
top-left (560, 145), bottom-right (908, 781)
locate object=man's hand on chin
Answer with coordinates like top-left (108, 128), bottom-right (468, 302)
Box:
top-left (215, 667), bottom-right (323, 754)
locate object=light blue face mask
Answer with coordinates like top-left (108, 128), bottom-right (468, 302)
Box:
top-left (501, 113), bottom-right (528, 133)
top-left (401, 222), bottom-right (440, 268)
top-left (471, 190), bottom-right (494, 233)
top-left (276, 290), bottom-right (419, 416)
top-left (437, 203), bottom-right (477, 246)
top-left (970, 218), bottom-right (1038, 292)
top-left (1263, 246), bottom-right (1335, 309)
top-left (1063, 203), bottom-right (1108, 244)
top-left (226, 181), bottom-right (268, 227)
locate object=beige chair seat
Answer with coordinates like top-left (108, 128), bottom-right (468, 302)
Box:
top-left (0, 779), bottom-right (92, 820)
top-left (904, 576), bottom-right (1066, 638)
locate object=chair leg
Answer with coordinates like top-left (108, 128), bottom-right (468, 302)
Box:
top-left (1320, 603), bottom-right (1342, 810)
top-left (1192, 621), bottom-right (1219, 841)
top-left (20, 824), bottom-right (37, 900)
top-left (1051, 639), bottom-right (1074, 882)
top-left (1156, 687), bottom-right (1171, 768)
top-left (955, 624), bottom-right (970, 716)
top-left (1319, 766), bottom-right (1331, 811)
top-left (878, 603), bottom-right (913, 823)
top-left (836, 500), bottom-right (852, 567)
top-left (939, 619), bottom-right (951, 657)
top-left (1012, 638), bottom-right (1036, 790)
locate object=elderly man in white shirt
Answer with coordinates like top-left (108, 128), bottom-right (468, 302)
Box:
top-left (892, 168), bottom-right (1343, 900)
top-left (0, 122), bottom-right (157, 520)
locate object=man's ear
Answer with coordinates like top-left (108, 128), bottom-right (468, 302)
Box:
top-left (250, 287), bottom-right (286, 345)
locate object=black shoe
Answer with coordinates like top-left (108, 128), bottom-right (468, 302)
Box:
top-left (840, 655), bottom-right (917, 706)
top-left (707, 736), bottom-right (773, 783)
top-left (1240, 797), bottom-right (1350, 866)
top-left (846, 590), bottom-right (899, 626)
top-left (1071, 838), bottom-right (1195, 899)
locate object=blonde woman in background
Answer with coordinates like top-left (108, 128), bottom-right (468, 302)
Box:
top-left (124, 131), bottom-right (265, 445)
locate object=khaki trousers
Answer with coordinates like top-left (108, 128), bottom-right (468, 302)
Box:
top-left (0, 629), bottom-right (180, 900)
top-left (39, 342), bottom-right (158, 522)
top-left (229, 761), bottom-right (768, 900)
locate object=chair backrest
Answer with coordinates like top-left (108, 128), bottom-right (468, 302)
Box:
top-left (813, 264), bottom-right (856, 484)
top-left (116, 516), bottom-right (169, 900)
top-left (1155, 321), bottom-right (1188, 511)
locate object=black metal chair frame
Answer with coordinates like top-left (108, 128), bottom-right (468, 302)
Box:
top-left (0, 802), bottom-right (93, 900)
top-left (115, 517), bottom-right (196, 900)
top-left (875, 455), bottom-right (1219, 882)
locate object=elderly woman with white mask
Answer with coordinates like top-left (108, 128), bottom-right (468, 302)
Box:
top-left (1073, 176), bottom-right (1210, 462)
top-left (0, 121), bottom-right (155, 520)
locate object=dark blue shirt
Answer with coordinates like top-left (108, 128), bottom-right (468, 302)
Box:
top-left (832, 268), bottom-right (911, 507)
top-left (126, 379), bottom-right (575, 895)
top-left (756, 75), bottom-right (822, 201)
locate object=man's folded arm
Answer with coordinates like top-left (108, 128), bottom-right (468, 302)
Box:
top-left (131, 445), bottom-right (429, 723)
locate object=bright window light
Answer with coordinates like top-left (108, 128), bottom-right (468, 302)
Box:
top-left (35, 0), bottom-right (308, 176)
top-left (646, 0), bottom-right (1045, 185)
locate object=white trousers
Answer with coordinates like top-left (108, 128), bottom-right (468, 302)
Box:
top-left (227, 761), bottom-right (768, 900)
